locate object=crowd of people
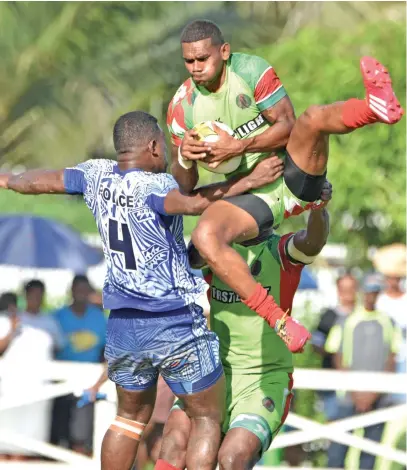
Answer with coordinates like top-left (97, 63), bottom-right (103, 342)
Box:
top-left (0, 276), bottom-right (107, 460)
top-left (0, 261), bottom-right (405, 469)
top-left (0, 17), bottom-right (405, 470)
top-left (312, 263), bottom-right (406, 469)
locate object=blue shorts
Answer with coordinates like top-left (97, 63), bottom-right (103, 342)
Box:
top-left (105, 303), bottom-right (223, 395)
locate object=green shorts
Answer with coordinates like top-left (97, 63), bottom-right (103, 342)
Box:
top-left (228, 152), bottom-right (324, 229)
top-left (250, 177), bottom-right (309, 228)
top-left (173, 370), bottom-right (294, 456)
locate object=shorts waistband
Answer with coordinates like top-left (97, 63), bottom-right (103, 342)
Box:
top-left (110, 304), bottom-right (194, 319)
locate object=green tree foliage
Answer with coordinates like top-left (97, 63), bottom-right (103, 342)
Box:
top-left (256, 23), bottom-right (406, 260)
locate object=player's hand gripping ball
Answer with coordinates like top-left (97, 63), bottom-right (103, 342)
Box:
top-left (191, 121), bottom-right (242, 174)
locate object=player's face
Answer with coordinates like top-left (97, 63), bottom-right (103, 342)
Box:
top-left (182, 39), bottom-right (230, 89)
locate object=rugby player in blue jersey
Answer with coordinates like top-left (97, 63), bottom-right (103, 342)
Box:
top-left (0, 111), bottom-right (283, 470)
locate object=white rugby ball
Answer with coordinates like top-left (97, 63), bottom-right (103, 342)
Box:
top-left (192, 121), bottom-right (242, 174)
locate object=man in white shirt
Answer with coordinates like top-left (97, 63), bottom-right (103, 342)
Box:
top-left (0, 280), bottom-right (64, 458)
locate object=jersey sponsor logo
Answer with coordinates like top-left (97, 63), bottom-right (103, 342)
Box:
top-left (234, 113), bottom-right (266, 138)
top-left (100, 187), bottom-right (135, 208)
top-left (236, 93), bottom-right (252, 109)
top-left (211, 286), bottom-right (271, 304)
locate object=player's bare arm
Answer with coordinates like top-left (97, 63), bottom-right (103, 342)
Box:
top-left (202, 96), bottom-right (295, 165)
top-left (170, 141), bottom-right (200, 193)
top-left (3, 169), bottom-right (66, 194)
top-left (241, 96), bottom-right (296, 153)
top-left (164, 155), bottom-right (283, 216)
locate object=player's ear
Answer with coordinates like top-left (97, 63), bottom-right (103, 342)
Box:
top-left (148, 139), bottom-right (159, 158)
top-left (220, 43), bottom-right (230, 61)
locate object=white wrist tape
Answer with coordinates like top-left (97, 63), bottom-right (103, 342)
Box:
top-left (178, 146), bottom-right (193, 170)
top-left (287, 236), bottom-right (317, 265)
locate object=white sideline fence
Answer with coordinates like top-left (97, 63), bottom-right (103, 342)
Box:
top-left (0, 361), bottom-right (406, 469)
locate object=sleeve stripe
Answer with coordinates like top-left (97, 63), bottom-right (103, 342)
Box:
top-left (255, 66), bottom-right (273, 89)
top-left (256, 84), bottom-right (283, 105)
top-left (257, 87), bottom-right (287, 112)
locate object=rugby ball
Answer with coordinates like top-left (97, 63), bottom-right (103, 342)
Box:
top-left (192, 121), bottom-right (242, 174)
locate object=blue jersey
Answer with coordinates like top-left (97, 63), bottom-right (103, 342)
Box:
top-left (64, 159), bottom-right (206, 312)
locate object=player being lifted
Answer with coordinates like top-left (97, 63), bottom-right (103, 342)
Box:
top-left (167, 20), bottom-right (404, 352)
top-left (156, 183), bottom-right (332, 470)
top-left (0, 111), bottom-right (283, 470)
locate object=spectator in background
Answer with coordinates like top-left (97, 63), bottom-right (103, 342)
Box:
top-left (0, 292), bottom-right (19, 356)
top-left (374, 243), bottom-right (407, 404)
top-left (324, 275), bottom-right (401, 469)
top-left (50, 275), bottom-right (106, 456)
top-left (312, 273), bottom-right (358, 421)
top-left (0, 280), bottom-right (64, 460)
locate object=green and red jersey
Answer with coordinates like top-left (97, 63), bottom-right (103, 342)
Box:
top-left (205, 233), bottom-right (306, 375)
top-left (167, 53), bottom-right (287, 175)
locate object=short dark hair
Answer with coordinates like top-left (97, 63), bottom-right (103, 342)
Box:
top-left (72, 274), bottom-right (90, 288)
top-left (24, 279), bottom-right (45, 294)
top-left (180, 20), bottom-right (224, 45)
top-left (336, 272), bottom-right (358, 287)
top-left (113, 111), bottom-right (161, 154)
top-left (0, 292), bottom-right (17, 311)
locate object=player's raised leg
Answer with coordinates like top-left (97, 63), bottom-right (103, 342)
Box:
top-left (286, 56), bottom-right (404, 178)
top-left (101, 385), bottom-right (156, 470)
top-left (191, 199), bottom-right (310, 353)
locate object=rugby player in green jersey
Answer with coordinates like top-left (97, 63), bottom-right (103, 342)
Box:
top-left (155, 182), bottom-right (332, 470)
top-left (167, 20), bottom-right (403, 353)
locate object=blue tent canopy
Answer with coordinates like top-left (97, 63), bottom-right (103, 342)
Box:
top-left (0, 215), bottom-right (103, 271)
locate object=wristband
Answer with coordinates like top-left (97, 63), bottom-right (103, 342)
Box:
top-left (178, 146), bottom-right (193, 170)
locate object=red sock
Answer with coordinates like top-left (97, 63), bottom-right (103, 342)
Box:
top-left (242, 284), bottom-right (284, 327)
top-left (155, 460), bottom-right (181, 470)
top-left (342, 98), bottom-right (378, 129)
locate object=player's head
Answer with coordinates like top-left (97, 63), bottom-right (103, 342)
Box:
top-left (113, 111), bottom-right (168, 173)
top-left (180, 20), bottom-right (230, 89)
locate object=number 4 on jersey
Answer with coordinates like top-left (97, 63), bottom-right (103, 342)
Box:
top-left (108, 219), bottom-right (137, 270)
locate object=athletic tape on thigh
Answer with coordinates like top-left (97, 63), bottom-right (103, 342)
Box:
top-left (109, 415), bottom-right (146, 441)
